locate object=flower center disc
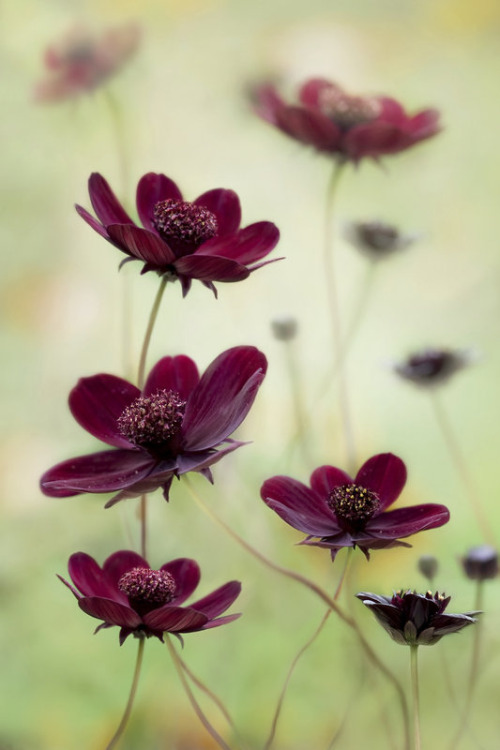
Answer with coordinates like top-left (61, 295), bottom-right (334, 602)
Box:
top-left (118, 567), bottom-right (176, 606)
top-left (328, 483), bottom-right (380, 526)
top-left (319, 88), bottom-right (381, 128)
top-left (117, 389), bottom-right (186, 452)
top-left (152, 199), bottom-right (218, 255)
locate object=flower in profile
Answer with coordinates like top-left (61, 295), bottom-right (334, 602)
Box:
top-left (461, 545), bottom-right (499, 581)
top-left (76, 173), bottom-right (280, 297)
top-left (253, 78), bottom-right (440, 163)
top-left (59, 550), bottom-right (241, 645)
top-left (343, 220), bottom-right (418, 260)
top-left (356, 590), bottom-right (478, 646)
top-left (34, 23), bottom-right (140, 103)
top-left (393, 347), bottom-right (474, 387)
top-left (260, 453), bottom-right (449, 560)
top-left (40, 346), bottom-right (267, 505)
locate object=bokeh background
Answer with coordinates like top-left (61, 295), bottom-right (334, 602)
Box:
top-left (2, 0), bottom-right (500, 747)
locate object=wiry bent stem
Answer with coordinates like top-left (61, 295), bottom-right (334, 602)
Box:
top-left (104, 637), bottom-right (145, 750)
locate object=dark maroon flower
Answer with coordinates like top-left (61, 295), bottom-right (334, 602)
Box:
top-left (254, 78), bottom-right (440, 163)
top-left (461, 545), bottom-right (499, 581)
top-left (260, 453), bottom-right (450, 560)
top-left (76, 172), bottom-right (280, 297)
top-left (356, 590), bottom-right (478, 646)
top-left (394, 347), bottom-right (474, 387)
top-left (40, 346), bottom-right (267, 505)
top-left (344, 220), bottom-right (417, 259)
top-left (59, 550), bottom-right (241, 645)
top-left (34, 23), bottom-right (140, 103)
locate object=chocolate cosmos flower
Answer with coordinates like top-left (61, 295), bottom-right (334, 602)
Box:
top-left (356, 590), bottom-right (478, 646)
top-left (254, 78), bottom-right (440, 163)
top-left (461, 545), bottom-right (499, 581)
top-left (260, 453), bottom-right (449, 560)
top-left (343, 220), bottom-right (418, 259)
top-left (59, 550), bottom-right (241, 645)
top-left (76, 172), bottom-right (280, 296)
top-left (394, 348), bottom-right (474, 387)
top-left (41, 346), bottom-right (267, 505)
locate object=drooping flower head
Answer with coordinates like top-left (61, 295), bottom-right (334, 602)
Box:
top-left (461, 545), bottom-right (499, 581)
top-left (253, 78), bottom-right (440, 163)
top-left (356, 590), bottom-right (478, 646)
top-left (343, 220), bottom-right (418, 260)
top-left (260, 453), bottom-right (449, 560)
top-left (393, 347), bottom-right (474, 388)
top-left (34, 23), bottom-right (140, 103)
top-left (59, 550), bottom-right (241, 645)
top-left (41, 346), bottom-right (267, 505)
top-left (76, 172), bottom-right (280, 297)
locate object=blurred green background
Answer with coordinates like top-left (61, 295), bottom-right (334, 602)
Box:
top-left (1, 0), bottom-right (500, 747)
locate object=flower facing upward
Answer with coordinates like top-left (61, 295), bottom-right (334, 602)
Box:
top-left (356, 590), bottom-right (478, 646)
top-left (34, 23), bottom-right (140, 103)
top-left (59, 550), bottom-right (241, 645)
top-left (253, 78), bottom-right (440, 163)
top-left (260, 453), bottom-right (449, 560)
top-left (40, 346), bottom-right (267, 505)
top-left (393, 347), bottom-right (474, 387)
top-left (76, 172), bottom-right (280, 297)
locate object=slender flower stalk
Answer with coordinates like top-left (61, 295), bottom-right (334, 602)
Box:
top-left (105, 637), bottom-right (145, 750)
top-left (138, 276), bottom-right (168, 389)
top-left (410, 645), bottom-right (421, 750)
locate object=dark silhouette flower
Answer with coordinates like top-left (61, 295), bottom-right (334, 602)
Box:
top-left (34, 23), bottom-right (140, 103)
top-left (253, 78), bottom-right (440, 163)
top-left (393, 347), bottom-right (474, 387)
top-left (41, 346), bottom-right (267, 505)
top-left (356, 590), bottom-right (478, 646)
top-left (461, 545), bottom-right (499, 581)
top-left (343, 220), bottom-right (418, 259)
top-left (76, 172), bottom-right (280, 297)
top-left (59, 550), bottom-right (241, 645)
top-left (260, 453), bottom-right (449, 560)
top-left (418, 554), bottom-right (439, 583)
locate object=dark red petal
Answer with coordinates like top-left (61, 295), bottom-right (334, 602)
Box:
top-left (189, 581), bottom-right (241, 619)
top-left (408, 108), bottom-right (441, 139)
top-left (344, 122), bottom-right (408, 159)
top-left (355, 453), bottom-right (407, 510)
top-left (182, 347), bottom-right (267, 451)
top-left (69, 374), bottom-right (140, 448)
top-left (253, 84), bottom-right (286, 124)
top-left (68, 552), bottom-right (118, 599)
top-left (298, 78), bottom-right (342, 107)
top-left (367, 504), bottom-right (450, 538)
top-left (102, 550), bottom-right (149, 590)
top-left (376, 97), bottom-right (406, 125)
top-left (200, 613), bottom-right (241, 630)
top-left (40, 450), bottom-right (156, 497)
top-left (107, 224), bottom-right (175, 265)
top-left (75, 204), bottom-right (110, 239)
top-left (173, 254), bottom-right (250, 282)
top-left (78, 596), bottom-right (141, 628)
top-left (143, 605), bottom-right (208, 632)
top-left (310, 465), bottom-right (353, 497)
top-left (176, 441), bottom-right (245, 475)
top-left (194, 189), bottom-right (241, 236)
top-left (143, 356), bottom-right (200, 400)
top-left (276, 105), bottom-right (341, 150)
top-left (160, 558), bottom-right (200, 605)
top-left (136, 173), bottom-right (183, 232)
top-left (260, 476), bottom-right (338, 536)
top-left (197, 222), bottom-right (279, 265)
top-left (88, 173), bottom-right (134, 226)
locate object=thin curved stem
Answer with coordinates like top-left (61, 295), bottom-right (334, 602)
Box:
top-left (105, 637), bottom-right (145, 750)
top-left (137, 275), bottom-right (168, 389)
top-left (165, 636), bottom-right (234, 750)
top-left (139, 494), bottom-right (147, 559)
top-left (410, 645), bottom-right (421, 750)
top-left (184, 477), bottom-right (410, 750)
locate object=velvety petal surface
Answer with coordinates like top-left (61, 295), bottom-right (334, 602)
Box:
top-left (198, 222), bottom-right (280, 264)
top-left (88, 173), bottom-right (134, 226)
top-left (103, 550), bottom-right (149, 590)
top-left (261, 476), bottom-right (338, 536)
top-left (310, 465), bottom-right (353, 497)
top-left (143, 605), bottom-right (208, 632)
top-left (107, 224), bottom-right (175, 265)
top-left (136, 172), bottom-right (183, 231)
top-left (143, 355), bottom-right (200, 400)
top-left (355, 453), bottom-right (407, 510)
top-left (367, 504), bottom-right (450, 538)
top-left (173, 254), bottom-right (250, 282)
top-left (277, 105), bottom-right (341, 149)
top-left (68, 552), bottom-right (119, 599)
top-left (75, 204), bottom-right (110, 239)
top-left (299, 78), bottom-right (339, 107)
top-left (78, 596), bottom-right (141, 628)
top-left (194, 189), bottom-right (241, 236)
top-left (69, 374), bottom-right (140, 448)
top-left (160, 558), bottom-right (201, 605)
top-left (189, 581), bottom-right (241, 619)
top-left (200, 613), bottom-right (241, 630)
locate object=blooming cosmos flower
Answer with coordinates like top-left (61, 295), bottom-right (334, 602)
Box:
top-left (34, 23), bottom-right (140, 103)
top-left (356, 590), bottom-right (478, 646)
top-left (343, 220), bottom-right (418, 260)
top-left (253, 78), bottom-right (440, 163)
top-left (59, 550), bottom-right (241, 645)
top-left (393, 347), bottom-right (474, 387)
top-left (41, 346), bottom-right (267, 505)
top-left (76, 172), bottom-right (280, 297)
top-left (260, 453), bottom-right (449, 560)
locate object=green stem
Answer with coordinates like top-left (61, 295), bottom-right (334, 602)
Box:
top-left (139, 494), bottom-right (147, 559)
top-left (410, 645), bottom-right (421, 750)
top-left (137, 276), bottom-right (168, 389)
top-left (105, 637), bottom-right (145, 750)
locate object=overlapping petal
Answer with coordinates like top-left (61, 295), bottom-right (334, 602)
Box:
top-left (88, 173), bottom-right (133, 226)
top-left (194, 189), bottom-right (241, 236)
top-left (136, 172), bottom-right (183, 231)
top-left (260, 477), bottom-right (337, 536)
top-left (355, 453), bottom-right (407, 510)
top-left (143, 355), bottom-right (200, 400)
top-left (367, 504), bottom-right (450, 538)
top-left (198, 222), bottom-right (280, 265)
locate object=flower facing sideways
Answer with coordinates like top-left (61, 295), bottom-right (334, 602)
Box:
top-left (260, 453), bottom-right (449, 560)
top-left (59, 550), bottom-right (241, 645)
top-left (393, 347), bottom-right (475, 388)
top-left (76, 172), bottom-right (280, 297)
top-left (356, 590), bottom-right (478, 646)
top-left (253, 78), bottom-right (440, 163)
top-left (40, 346), bottom-right (267, 505)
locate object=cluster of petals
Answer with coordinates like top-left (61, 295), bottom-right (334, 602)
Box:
top-left (76, 172), bottom-right (280, 297)
top-left (260, 453), bottom-right (450, 560)
top-left (40, 346), bottom-right (267, 505)
top-left (60, 550), bottom-right (241, 645)
top-left (254, 78), bottom-right (440, 162)
top-left (34, 23), bottom-right (140, 103)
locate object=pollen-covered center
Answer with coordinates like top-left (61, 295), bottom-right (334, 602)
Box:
top-left (319, 88), bottom-right (381, 128)
top-left (118, 567), bottom-right (176, 605)
top-left (117, 389), bottom-right (186, 451)
top-left (328, 483), bottom-right (380, 526)
top-left (152, 199), bottom-right (218, 254)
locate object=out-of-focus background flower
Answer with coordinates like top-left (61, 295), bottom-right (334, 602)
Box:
top-left (1, 0), bottom-right (500, 747)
